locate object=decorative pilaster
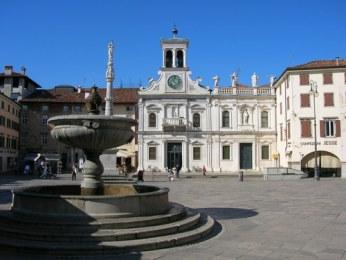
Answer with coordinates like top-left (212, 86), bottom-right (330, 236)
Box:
top-left (105, 41), bottom-right (114, 116)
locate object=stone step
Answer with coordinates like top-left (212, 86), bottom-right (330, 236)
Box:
top-left (0, 203), bottom-right (186, 229)
top-left (0, 211), bottom-right (201, 242)
top-left (0, 214), bottom-right (215, 255)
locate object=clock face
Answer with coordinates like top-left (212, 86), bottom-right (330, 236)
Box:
top-left (167, 75), bottom-right (182, 89)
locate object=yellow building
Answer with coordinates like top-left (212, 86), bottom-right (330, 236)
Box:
top-left (0, 93), bottom-right (20, 173)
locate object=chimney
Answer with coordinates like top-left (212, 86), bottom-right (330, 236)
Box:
top-left (336, 56), bottom-right (340, 66)
top-left (4, 65), bottom-right (13, 75)
top-left (21, 66), bottom-right (26, 75)
top-left (77, 85), bottom-right (82, 93)
top-left (251, 72), bottom-right (258, 87)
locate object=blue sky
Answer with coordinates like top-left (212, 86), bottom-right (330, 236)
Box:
top-left (1, 0), bottom-right (345, 88)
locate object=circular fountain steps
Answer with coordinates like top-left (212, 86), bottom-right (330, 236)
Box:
top-left (0, 203), bottom-right (217, 256)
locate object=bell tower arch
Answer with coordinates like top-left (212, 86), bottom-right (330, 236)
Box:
top-left (161, 26), bottom-right (189, 69)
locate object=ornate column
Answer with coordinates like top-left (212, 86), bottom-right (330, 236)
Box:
top-left (105, 41), bottom-right (114, 116)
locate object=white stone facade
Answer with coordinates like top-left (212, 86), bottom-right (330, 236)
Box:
top-left (274, 62), bottom-right (346, 177)
top-left (138, 35), bottom-right (276, 174)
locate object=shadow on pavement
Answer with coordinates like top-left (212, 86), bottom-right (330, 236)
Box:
top-left (195, 207), bottom-right (258, 220)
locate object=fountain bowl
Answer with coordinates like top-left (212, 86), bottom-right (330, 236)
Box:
top-left (48, 115), bottom-right (136, 152)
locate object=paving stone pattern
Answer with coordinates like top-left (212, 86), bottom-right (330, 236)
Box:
top-left (1, 175), bottom-right (346, 259)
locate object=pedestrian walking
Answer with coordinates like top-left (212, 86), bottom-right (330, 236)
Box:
top-left (202, 165), bottom-right (207, 176)
top-left (72, 163), bottom-right (78, 180)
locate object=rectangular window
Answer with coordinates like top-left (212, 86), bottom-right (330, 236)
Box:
top-left (287, 121), bottom-right (291, 139)
top-left (41, 134), bottom-right (48, 145)
top-left (261, 145), bottom-right (269, 160)
top-left (1, 101), bottom-right (4, 109)
top-left (301, 119), bottom-right (312, 137)
top-left (6, 136), bottom-right (11, 148)
top-left (11, 138), bottom-right (17, 149)
top-left (280, 102), bottom-right (282, 115)
top-left (222, 145), bottom-right (230, 160)
top-left (300, 94), bottom-right (310, 107)
top-left (6, 118), bottom-right (11, 128)
top-left (324, 93), bottom-right (334, 106)
top-left (261, 111), bottom-right (269, 128)
top-left (63, 105), bottom-right (69, 113)
top-left (325, 119), bottom-right (335, 137)
top-left (74, 106), bottom-right (81, 113)
top-left (0, 135), bottom-right (4, 148)
top-left (300, 74), bottom-right (309, 85)
top-left (13, 78), bottom-right (19, 88)
top-left (7, 104), bottom-right (10, 112)
top-left (22, 115), bottom-right (28, 125)
top-left (321, 119), bottom-right (340, 137)
top-left (41, 115), bottom-right (48, 126)
top-left (323, 73), bottom-right (333, 85)
top-left (286, 96), bottom-right (290, 110)
top-left (148, 147), bottom-right (156, 160)
top-left (41, 105), bottom-right (49, 112)
top-left (193, 147), bottom-right (201, 160)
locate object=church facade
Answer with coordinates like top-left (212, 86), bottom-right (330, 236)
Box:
top-left (138, 33), bottom-right (276, 174)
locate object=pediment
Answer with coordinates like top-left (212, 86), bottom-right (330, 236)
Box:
top-left (191, 141), bottom-right (204, 145)
top-left (147, 141), bottom-right (159, 146)
top-left (146, 104), bottom-right (161, 111)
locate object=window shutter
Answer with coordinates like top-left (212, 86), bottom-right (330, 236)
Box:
top-left (336, 120), bottom-right (341, 137)
top-left (301, 120), bottom-right (311, 137)
top-left (300, 94), bottom-right (310, 107)
top-left (300, 74), bottom-right (309, 85)
top-left (323, 73), bottom-right (333, 84)
top-left (320, 120), bottom-right (325, 137)
top-left (324, 93), bottom-right (334, 106)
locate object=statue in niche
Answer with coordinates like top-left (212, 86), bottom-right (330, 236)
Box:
top-left (242, 109), bottom-right (249, 125)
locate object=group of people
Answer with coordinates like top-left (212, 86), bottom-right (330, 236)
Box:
top-left (166, 165), bottom-right (181, 181)
top-left (35, 156), bottom-right (56, 179)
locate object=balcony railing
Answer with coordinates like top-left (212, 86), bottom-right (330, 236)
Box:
top-left (162, 118), bottom-right (187, 132)
top-left (218, 87), bottom-right (273, 96)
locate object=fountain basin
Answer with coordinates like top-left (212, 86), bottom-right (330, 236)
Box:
top-left (11, 184), bottom-right (170, 218)
top-left (48, 115), bottom-right (136, 151)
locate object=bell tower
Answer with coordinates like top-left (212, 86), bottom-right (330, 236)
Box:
top-left (161, 26), bottom-right (189, 70)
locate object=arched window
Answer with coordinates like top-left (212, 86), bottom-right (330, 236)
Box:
top-left (193, 113), bottom-right (200, 127)
top-left (261, 111), bottom-right (269, 128)
top-left (148, 113), bottom-right (156, 127)
top-left (165, 50), bottom-right (173, 68)
top-left (222, 111), bottom-right (229, 127)
top-left (176, 50), bottom-right (184, 68)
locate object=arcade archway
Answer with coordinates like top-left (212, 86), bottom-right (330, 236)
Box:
top-left (301, 151), bottom-right (341, 177)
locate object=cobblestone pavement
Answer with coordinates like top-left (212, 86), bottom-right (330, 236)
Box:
top-left (1, 175), bottom-right (346, 259)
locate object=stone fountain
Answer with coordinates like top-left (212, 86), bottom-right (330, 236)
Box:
top-left (0, 42), bottom-right (218, 256)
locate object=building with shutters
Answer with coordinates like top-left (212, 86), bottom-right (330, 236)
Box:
top-left (0, 93), bottom-right (20, 174)
top-left (138, 29), bottom-right (277, 174)
top-left (273, 59), bottom-right (346, 177)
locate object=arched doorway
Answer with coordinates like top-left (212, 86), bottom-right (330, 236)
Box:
top-left (301, 151), bottom-right (341, 177)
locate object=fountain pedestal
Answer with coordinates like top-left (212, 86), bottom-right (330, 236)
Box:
top-left (80, 151), bottom-right (104, 195)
